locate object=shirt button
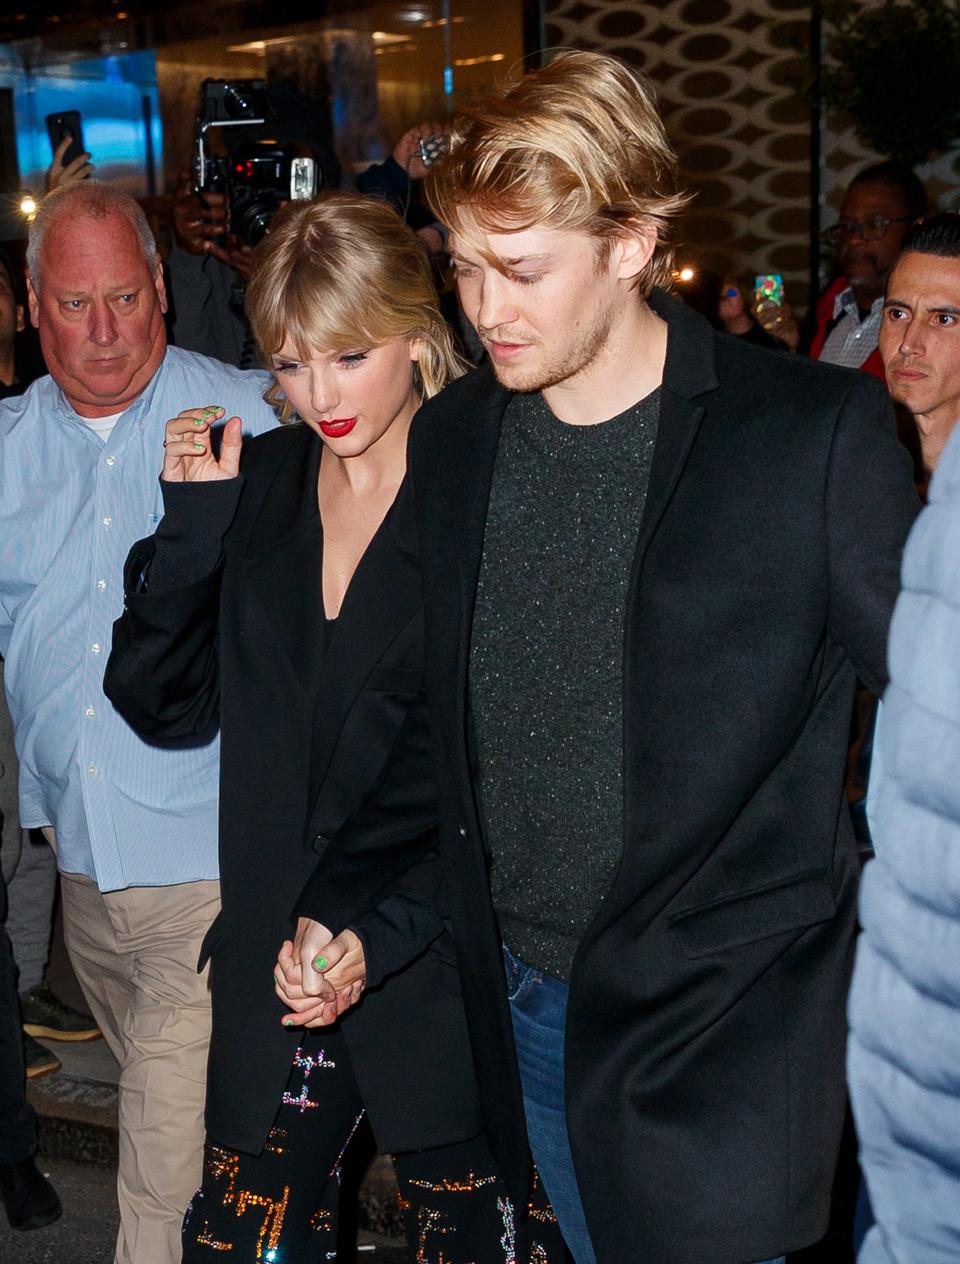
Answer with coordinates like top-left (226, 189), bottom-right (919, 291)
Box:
top-left (458, 825), bottom-right (467, 838)
top-left (87, 764), bottom-right (97, 775)
top-left (97, 579), bottom-right (106, 591)
top-left (102, 516), bottom-right (112, 527)
top-left (85, 707), bottom-right (95, 718)
top-left (91, 642), bottom-right (101, 654)
top-left (105, 456), bottom-right (116, 467)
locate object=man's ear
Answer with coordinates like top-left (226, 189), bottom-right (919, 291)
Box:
top-left (154, 255), bottom-right (168, 316)
top-left (613, 221), bottom-right (658, 282)
top-left (25, 274), bottom-right (39, 330)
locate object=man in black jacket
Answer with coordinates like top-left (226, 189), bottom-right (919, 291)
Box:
top-left (293, 51), bottom-right (918, 1263)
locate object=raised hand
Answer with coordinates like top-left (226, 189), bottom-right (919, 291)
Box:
top-left (45, 135), bottom-right (94, 193)
top-left (161, 406), bottom-right (243, 483)
top-left (392, 120), bottom-right (446, 181)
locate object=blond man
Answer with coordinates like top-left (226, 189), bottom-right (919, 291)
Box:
top-left (292, 52), bottom-right (917, 1262)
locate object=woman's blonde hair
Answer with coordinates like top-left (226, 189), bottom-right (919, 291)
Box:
top-left (246, 191), bottom-right (465, 420)
top-left (426, 50), bottom-right (689, 296)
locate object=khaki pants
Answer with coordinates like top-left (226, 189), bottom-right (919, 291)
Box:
top-left (60, 870), bottom-right (219, 1264)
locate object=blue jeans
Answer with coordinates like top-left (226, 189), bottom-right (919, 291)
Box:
top-left (503, 946), bottom-right (786, 1264)
top-left (503, 945), bottom-right (597, 1264)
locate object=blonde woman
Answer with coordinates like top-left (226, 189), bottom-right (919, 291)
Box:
top-left (105, 192), bottom-right (561, 1262)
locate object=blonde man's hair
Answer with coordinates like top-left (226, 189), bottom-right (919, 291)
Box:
top-left (246, 191), bottom-right (465, 421)
top-left (426, 50), bottom-right (689, 295)
top-left (27, 181), bottom-right (158, 293)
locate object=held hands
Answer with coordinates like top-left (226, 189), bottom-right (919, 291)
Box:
top-left (161, 406), bottom-right (243, 483)
top-left (274, 918), bottom-right (367, 1029)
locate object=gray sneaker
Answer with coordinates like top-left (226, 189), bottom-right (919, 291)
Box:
top-left (21, 984), bottom-right (102, 1042)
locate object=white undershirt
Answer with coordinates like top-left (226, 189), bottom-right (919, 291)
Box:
top-left (83, 411), bottom-right (124, 443)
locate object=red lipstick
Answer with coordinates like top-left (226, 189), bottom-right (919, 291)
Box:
top-left (319, 417), bottom-right (358, 438)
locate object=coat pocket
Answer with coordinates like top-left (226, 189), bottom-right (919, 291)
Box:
top-left (667, 866), bottom-right (837, 960)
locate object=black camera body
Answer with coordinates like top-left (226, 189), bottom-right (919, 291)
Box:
top-left (193, 79), bottom-right (318, 247)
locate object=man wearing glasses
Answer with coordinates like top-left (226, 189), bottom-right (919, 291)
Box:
top-left (812, 162), bottom-right (926, 375)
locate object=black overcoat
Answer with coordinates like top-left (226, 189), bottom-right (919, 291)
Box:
top-left (104, 422), bottom-right (482, 1157)
top-left (296, 292), bottom-right (919, 1263)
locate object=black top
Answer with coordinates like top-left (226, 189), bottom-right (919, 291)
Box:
top-left (470, 387), bottom-right (660, 979)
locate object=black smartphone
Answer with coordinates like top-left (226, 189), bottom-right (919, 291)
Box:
top-left (45, 111), bottom-right (85, 168)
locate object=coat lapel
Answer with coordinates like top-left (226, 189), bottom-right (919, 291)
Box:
top-left (633, 290), bottom-right (720, 561)
top-left (244, 426), bottom-right (325, 695)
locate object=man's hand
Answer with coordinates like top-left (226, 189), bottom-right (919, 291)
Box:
top-left (273, 918), bottom-right (367, 1028)
top-left (173, 171), bottom-right (228, 256)
top-left (45, 135), bottom-right (93, 193)
top-left (172, 170), bottom-right (256, 279)
top-left (392, 121), bottom-right (446, 181)
top-left (161, 407), bottom-right (243, 483)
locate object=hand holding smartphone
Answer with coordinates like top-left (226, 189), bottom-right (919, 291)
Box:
top-left (46, 111), bottom-right (85, 168)
top-left (754, 273), bottom-right (784, 307)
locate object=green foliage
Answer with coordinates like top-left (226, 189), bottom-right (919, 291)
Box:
top-left (820, 0), bottom-right (960, 165)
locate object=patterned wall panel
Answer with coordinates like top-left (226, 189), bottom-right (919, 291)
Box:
top-left (542, 0), bottom-right (815, 310)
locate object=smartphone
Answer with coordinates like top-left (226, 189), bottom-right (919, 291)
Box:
top-left (45, 111), bottom-right (85, 168)
top-left (754, 273), bottom-right (784, 307)
top-left (418, 134), bottom-right (449, 168)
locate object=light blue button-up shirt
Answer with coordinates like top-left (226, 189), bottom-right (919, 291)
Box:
top-left (0, 345), bottom-right (278, 891)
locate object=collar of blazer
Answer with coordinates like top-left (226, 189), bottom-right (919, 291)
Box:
top-left (410, 286), bottom-right (722, 622)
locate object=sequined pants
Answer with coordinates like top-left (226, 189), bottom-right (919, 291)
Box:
top-left (182, 1028), bottom-right (566, 1263)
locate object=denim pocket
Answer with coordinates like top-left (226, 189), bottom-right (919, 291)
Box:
top-left (502, 944), bottom-right (541, 1003)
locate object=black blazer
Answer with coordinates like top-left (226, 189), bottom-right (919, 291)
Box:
top-left (296, 292), bottom-right (919, 1263)
top-left (105, 423), bottom-right (482, 1156)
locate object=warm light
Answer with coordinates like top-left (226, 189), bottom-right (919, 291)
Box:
top-left (453, 52), bottom-right (506, 66)
top-left (19, 194), bottom-right (37, 220)
top-left (677, 266), bottom-right (695, 282)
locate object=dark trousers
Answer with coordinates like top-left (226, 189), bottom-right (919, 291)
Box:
top-left (183, 1026), bottom-right (565, 1262)
top-left (0, 873), bottom-right (37, 1163)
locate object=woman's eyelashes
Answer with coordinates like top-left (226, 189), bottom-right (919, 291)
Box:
top-left (273, 351), bottom-right (370, 375)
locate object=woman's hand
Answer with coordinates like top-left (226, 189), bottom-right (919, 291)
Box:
top-left (161, 407), bottom-right (243, 483)
top-left (274, 919), bottom-right (367, 1028)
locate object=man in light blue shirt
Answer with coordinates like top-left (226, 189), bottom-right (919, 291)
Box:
top-left (0, 180), bottom-right (277, 1264)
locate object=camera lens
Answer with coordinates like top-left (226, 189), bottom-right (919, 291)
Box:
top-left (233, 198), bottom-right (276, 248)
top-left (223, 83), bottom-right (259, 119)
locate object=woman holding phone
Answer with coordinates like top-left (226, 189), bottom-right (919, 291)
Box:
top-left (104, 192), bottom-right (560, 1262)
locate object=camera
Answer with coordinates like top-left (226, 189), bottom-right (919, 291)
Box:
top-left (193, 79), bottom-right (319, 248)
